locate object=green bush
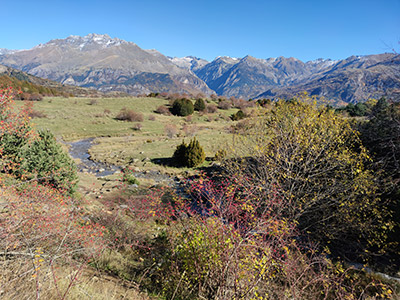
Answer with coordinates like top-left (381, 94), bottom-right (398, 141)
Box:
top-left (230, 109), bottom-right (245, 121)
top-left (194, 98), bottom-right (206, 111)
top-left (171, 98), bottom-right (194, 116)
top-left (122, 167), bottom-right (140, 185)
top-left (214, 149), bottom-right (227, 161)
top-left (20, 130), bottom-right (78, 194)
top-left (173, 138), bottom-right (205, 167)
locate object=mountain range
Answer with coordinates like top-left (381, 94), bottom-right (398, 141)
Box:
top-left (1, 34), bottom-right (399, 103)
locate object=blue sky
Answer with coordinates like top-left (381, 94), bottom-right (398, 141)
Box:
top-left (1, 0), bottom-right (399, 62)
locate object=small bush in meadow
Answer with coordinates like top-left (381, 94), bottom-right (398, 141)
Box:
top-left (206, 104), bottom-right (218, 113)
top-left (171, 99), bottom-right (194, 116)
top-left (173, 138), bottom-right (205, 167)
top-left (133, 123), bottom-right (143, 131)
top-left (185, 115), bottom-right (193, 123)
top-left (165, 124), bottom-right (178, 138)
top-left (122, 167), bottom-right (139, 185)
top-left (116, 108), bottom-right (144, 122)
top-left (194, 98), bottom-right (206, 111)
top-left (218, 100), bottom-right (232, 110)
top-left (155, 105), bottom-right (171, 115)
top-left (230, 109), bottom-right (245, 121)
top-left (183, 124), bottom-right (198, 137)
top-left (28, 109), bottom-right (47, 118)
top-left (214, 149), bottom-right (227, 161)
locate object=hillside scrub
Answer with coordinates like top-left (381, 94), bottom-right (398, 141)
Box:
top-left (104, 175), bottom-right (396, 299)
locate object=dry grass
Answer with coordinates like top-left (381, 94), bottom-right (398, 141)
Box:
top-left (0, 259), bottom-right (151, 300)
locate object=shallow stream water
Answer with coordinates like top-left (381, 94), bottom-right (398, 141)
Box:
top-left (66, 138), bottom-right (177, 185)
top-left (68, 138), bottom-right (120, 177)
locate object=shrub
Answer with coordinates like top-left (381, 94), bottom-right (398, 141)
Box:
top-left (218, 100), bottom-right (232, 110)
top-left (147, 92), bottom-right (159, 98)
top-left (182, 124), bottom-right (198, 137)
top-left (148, 114), bottom-right (156, 121)
top-left (155, 105), bottom-right (171, 115)
top-left (164, 124), bottom-right (178, 138)
top-left (171, 98), bottom-right (194, 116)
top-left (136, 175), bottom-right (392, 299)
top-left (0, 88), bottom-right (35, 173)
top-left (214, 149), bottom-right (227, 161)
top-left (29, 93), bottom-right (43, 101)
top-left (185, 115), bottom-right (192, 123)
top-left (206, 104), bottom-right (218, 113)
top-left (20, 130), bottom-right (78, 194)
top-left (116, 108), bottom-right (144, 122)
top-left (133, 123), bottom-right (142, 131)
top-left (28, 109), bottom-right (47, 118)
top-left (172, 138), bottom-right (205, 167)
top-left (257, 98), bottom-right (272, 107)
top-left (194, 98), bottom-right (206, 111)
top-left (227, 99), bottom-right (390, 259)
top-left (88, 99), bottom-right (98, 105)
top-left (122, 167), bottom-right (139, 185)
top-left (230, 109), bottom-right (245, 121)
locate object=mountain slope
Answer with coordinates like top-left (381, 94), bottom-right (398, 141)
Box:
top-left (0, 63), bottom-right (110, 97)
top-left (0, 34), bottom-right (212, 95)
top-left (1, 34), bottom-right (399, 103)
top-left (195, 56), bottom-right (335, 98)
top-left (258, 54), bottom-right (400, 103)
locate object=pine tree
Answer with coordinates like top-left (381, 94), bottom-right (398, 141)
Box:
top-left (172, 138), bottom-right (205, 167)
top-left (186, 138), bottom-right (205, 167)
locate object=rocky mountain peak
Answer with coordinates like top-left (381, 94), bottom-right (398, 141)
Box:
top-left (34, 33), bottom-right (130, 51)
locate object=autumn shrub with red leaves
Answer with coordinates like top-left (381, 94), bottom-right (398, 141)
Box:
top-left (0, 87), bottom-right (107, 298)
top-left (102, 174), bottom-right (395, 299)
top-left (0, 87), bottom-right (35, 173)
top-left (0, 181), bottom-right (106, 299)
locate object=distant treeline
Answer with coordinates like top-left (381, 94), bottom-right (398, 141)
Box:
top-left (0, 74), bottom-right (74, 100)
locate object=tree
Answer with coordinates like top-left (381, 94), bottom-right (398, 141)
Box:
top-left (230, 109), bottom-right (245, 121)
top-left (225, 99), bottom-right (389, 259)
top-left (359, 98), bottom-right (400, 268)
top-left (172, 138), bottom-right (205, 167)
top-left (0, 87), bottom-right (34, 173)
top-left (171, 98), bottom-right (194, 116)
top-left (194, 98), bottom-right (206, 111)
top-left (20, 130), bottom-right (78, 194)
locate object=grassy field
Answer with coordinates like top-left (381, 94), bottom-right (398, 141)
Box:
top-left (16, 96), bottom-right (241, 172)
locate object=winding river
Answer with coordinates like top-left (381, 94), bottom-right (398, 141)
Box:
top-left (66, 138), bottom-right (177, 185)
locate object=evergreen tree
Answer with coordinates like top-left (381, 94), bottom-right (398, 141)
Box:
top-left (186, 138), bottom-right (205, 167)
top-left (172, 138), bottom-right (205, 167)
top-left (194, 98), bottom-right (206, 111)
top-left (171, 99), bottom-right (194, 116)
top-left (21, 130), bottom-right (78, 194)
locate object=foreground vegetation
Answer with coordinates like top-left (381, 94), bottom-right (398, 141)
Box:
top-left (2, 89), bottom-right (400, 299)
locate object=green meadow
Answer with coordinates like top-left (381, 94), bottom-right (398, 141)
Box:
top-left (17, 96), bottom-right (241, 170)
